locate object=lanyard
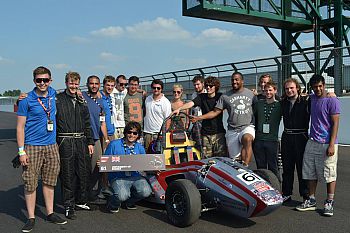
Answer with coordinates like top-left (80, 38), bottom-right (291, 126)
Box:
top-left (37, 97), bottom-right (51, 119)
top-left (87, 93), bottom-right (104, 114)
top-left (106, 96), bottom-right (113, 115)
top-left (263, 101), bottom-right (276, 123)
top-left (122, 138), bottom-right (136, 155)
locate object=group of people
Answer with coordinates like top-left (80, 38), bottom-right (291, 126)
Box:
top-left (16, 66), bottom-right (340, 232)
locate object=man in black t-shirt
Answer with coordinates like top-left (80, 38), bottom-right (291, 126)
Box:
top-left (172, 76), bottom-right (227, 158)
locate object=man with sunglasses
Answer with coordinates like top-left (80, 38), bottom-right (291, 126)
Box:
top-left (17, 66), bottom-right (67, 232)
top-left (111, 75), bottom-right (128, 139)
top-left (143, 79), bottom-right (172, 152)
top-left (172, 76), bottom-right (227, 158)
top-left (104, 121), bottom-right (152, 212)
top-left (192, 72), bottom-right (257, 166)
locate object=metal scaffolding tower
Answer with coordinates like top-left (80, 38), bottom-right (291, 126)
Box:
top-left (182, 0), bottom-right (350, 95)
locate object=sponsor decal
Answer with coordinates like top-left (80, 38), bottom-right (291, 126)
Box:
top-left (237, 172), bottom-right (261, 185)
top-left (111, 156), bottom-right (120, 163)
top-left (100, 156), bottom-right (109, 163)
top-left (111, 165), bottom-right (132, 171)
top-left (100, 166), bottom-right (107, 171)
top-left (252, 181), bottom-right (271, 193)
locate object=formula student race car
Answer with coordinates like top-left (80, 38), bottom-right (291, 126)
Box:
top-left (145, 112), bottom-right (283, 227)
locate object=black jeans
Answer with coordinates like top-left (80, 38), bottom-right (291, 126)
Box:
top-left (253, 140), bottom-right (279, 178)
top-left (281, 133), bottom-right (308, 198)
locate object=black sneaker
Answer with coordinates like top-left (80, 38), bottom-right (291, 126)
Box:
top-left (109, 207), bottom-right (120, 213)
top-left (282, 195), bottom-right (292, 203)
top-left (65, 207), bottom-right (77, 220)
top-left (22, 218), bottom-right (35, 232)
top-left (75, 203), bottom-right (91, 211)
top-left (125, 203), bottom-right (137, 210)
top-left (46, 213), bottom-right (67, 225)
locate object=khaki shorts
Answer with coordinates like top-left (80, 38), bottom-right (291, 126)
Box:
top-left (22, 144), bottom-right (60, 192)
top-left (302, 139), bottom-right (338, 183)
top-left (202, 133), bottom-right (228, 158)
top-left (225, 125), bottom-right (255, 158)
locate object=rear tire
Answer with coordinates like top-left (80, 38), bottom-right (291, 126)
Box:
top-left (165, 179), bottom-right (201, 227)
top-left (253, 169), bottom-right (281, 192)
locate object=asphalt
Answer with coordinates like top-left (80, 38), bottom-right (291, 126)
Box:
top-left (0, 111), bottom-right (349, 233)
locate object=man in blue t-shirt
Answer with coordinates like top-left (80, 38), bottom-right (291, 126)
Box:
top-left (105, 121), bottom-right (152, 213)
top-left (17, 66), bottom-right (66, 232)
top-left (296, 74), bottom-right (340, 217)
top-left (82, 75), bottom-right (109, 201)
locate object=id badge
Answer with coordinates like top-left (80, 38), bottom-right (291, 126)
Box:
top-left (100, 115), bottom-right (105, 122)
top-left (263, 123), bottom-right (270, 134)
top-left (47, 120), bottom-right (54, 132)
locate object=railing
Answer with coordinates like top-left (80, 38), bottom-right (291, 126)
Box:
top-left (139, 46), bottom-right (350, 98)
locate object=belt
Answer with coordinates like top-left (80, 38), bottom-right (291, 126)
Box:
top-left (57, 132), bottom-right (85, 138)
top-left (283, 128), bottom-right (308, 134)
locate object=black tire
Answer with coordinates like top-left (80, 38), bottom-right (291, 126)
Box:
top-left (165, 179), bottom-right (201, 227)
top-left (253, 169), bottom-right (281, 192)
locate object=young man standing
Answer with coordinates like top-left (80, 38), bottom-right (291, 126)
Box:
top-left (143, 79), bottom-right (172, 152)
top-left (82, 76), bottom-right (109, 202)
top-left (124, 76), bottom-right (145, 127)
top-left (296, 74), bottom-right (340, 217)
top-left (56, 72), bottom-right (95, 220)
top-left (17, 66), bottom-right (66, 232)
top-left (192, 72), bottom-right (256, 166)
top-left (280, 78), bottom-right (310, 203)
top-left (172, 76), bottom-right (227, 158)
top-left (253, 81), bottom-right (281, 177)
top-left (111, 75), bottom-right (128, 139)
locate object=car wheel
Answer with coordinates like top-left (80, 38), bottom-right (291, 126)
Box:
top-left (253, 169), bottom-right (281, 192)
top-left (165, 179), bottom-right (201, 227)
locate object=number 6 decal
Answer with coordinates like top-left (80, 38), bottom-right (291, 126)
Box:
top-left (237, 172), bottom-right (261, 185)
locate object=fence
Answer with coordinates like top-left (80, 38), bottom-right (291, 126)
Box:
top-left (138, 46), bottom-right (350, 99)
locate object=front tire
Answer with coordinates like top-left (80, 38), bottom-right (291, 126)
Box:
top-left (165, 179), bottom-right (201, 227)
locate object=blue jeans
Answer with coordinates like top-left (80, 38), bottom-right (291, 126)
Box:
top-left (108, 176), bottom-right (152, 209)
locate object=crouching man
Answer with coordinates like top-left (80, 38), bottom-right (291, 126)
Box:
top-left (104, 121), bottom-right (152, 213)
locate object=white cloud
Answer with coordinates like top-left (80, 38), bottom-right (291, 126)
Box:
top-left (126, 17), bottom-right (191, 40)
top-left (199, 28), bottom-right (234, 41)
top-left (99, 52), bottom-right (123, 61)
top-left (90, 26), bottom-right (124, 38)
top-left (0, 56), bottom-right (12, 64)
top-left (302, 39), bottom-right (328, 47)
top-left (67, 36), bottom-right (90, 43)
top-left (51, 63), bottom-right (70, 70)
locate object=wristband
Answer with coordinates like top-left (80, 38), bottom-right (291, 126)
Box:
top-left (105, 139), bottom-right (110, 143)
top-left (18, 150), bottom-right (26, 156)
top-left (18, 146), bottom-right (24, 152)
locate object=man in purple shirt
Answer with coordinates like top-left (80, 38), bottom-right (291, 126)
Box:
top-left (296, 74), bottom-right (340, 217)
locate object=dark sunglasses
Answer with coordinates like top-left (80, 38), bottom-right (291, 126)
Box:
top-left (152, 86), bottom-right (161, 90)
top-left (35, 78), bottom-right (51, 84)
top-left (119, 83), bottom-right (128, 87)
top-left (127, 131), bottom-right (138, 135)
top-left (173, 91), bottom-right (181, 94)
top-left (205, 84), bottom-right (215, 88)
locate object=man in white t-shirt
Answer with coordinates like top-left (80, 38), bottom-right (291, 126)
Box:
top-left (143, 79), bottom-right (172, 151)
top-left (111, 75), bottom-right (127, 139)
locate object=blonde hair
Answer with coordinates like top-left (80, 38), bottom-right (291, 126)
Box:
top-left (173, 84), bottom-right (183, 90)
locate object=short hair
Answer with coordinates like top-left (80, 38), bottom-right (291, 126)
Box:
top-left (87, 75), bottom-right (100, 84)
top-left (129, 76), bottom-right (140, 84)
top-left (264, 81), bottom-right (277, 90)
top-left (103, 75), bottom-right (116, 85)
top-left (259, 73), bottom-right (272, 83)
top-left (33, 66), bottom-right (51, 79)
top-left (116, 75), bottom-right (127, 84)
top-left (204, 76), bottom-right (221, 92)
top-left (192, 75), bottom-right (204, 84)
top-left (151, 79), bottom-right (164, 90)
top-left (123, 121), bottom-right (142, 139)
top-left (309, 74), bottom-right (325, 87)
top-left (232, 71), bottom-right (244, 80)
top-left (173, 84), bottom-right (183, 90)
top-left (283, 78), bottom-right (301, 96)
top-left (65, 71), bottom-right (81, 83)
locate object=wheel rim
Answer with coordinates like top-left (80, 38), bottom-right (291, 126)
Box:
top-left (171, 191), bottom-right (186, 216)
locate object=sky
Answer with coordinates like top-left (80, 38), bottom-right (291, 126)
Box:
top-left (0, 0), bottom-right (310, 93)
